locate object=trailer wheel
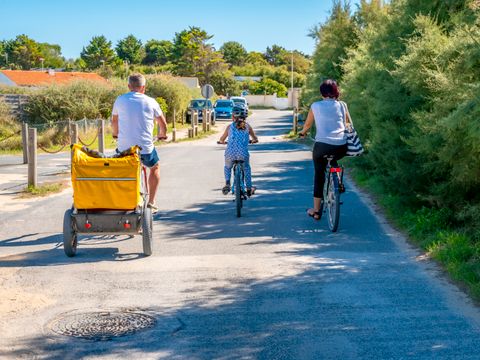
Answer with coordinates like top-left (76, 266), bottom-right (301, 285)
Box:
top-left (63, 209), bottom-right (78, 257)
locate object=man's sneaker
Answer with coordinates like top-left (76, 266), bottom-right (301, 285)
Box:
top-left (222, 185), bottom-right (231, 195)
top-left (246, 187), bottom-right (256, 197)
top-left (147, 203), bottom-right (159, 214)
top-left (339, 183), bottom-right (346, 193)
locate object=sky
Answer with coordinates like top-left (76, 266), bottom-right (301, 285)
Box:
top-left (0, 0), bottom-right (360, 59)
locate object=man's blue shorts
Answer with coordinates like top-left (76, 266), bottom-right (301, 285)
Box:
top-left (140, 148), bottom-right (159, 168)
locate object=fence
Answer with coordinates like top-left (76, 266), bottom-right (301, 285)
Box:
top-left (24, 119), bottom-right (108, 187)
top-left (0, 94), bottom-right (29, 120)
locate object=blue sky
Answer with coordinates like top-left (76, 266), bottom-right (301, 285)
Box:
top-left (1, 0), bottom-right (360, 59)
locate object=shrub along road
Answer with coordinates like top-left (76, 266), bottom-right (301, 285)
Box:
top-left (0, 110), bottom-right (479, 359)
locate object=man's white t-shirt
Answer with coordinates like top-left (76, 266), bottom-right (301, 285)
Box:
top-left (112, 92), bottom-right (163, 154)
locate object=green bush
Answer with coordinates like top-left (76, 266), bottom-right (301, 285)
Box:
top-left (145, 74), bottom-right (193, 122)
top-left (248, 78), bottom-right (288, 97)
top-left (304, 0), bottom-right (480, 298)
top-left (24, 79), bottom-right (125, 124)
top-left (156, 97), bottom-right (168, 116)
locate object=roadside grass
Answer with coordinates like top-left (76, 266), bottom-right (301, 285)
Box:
top-left (176, 129), bottom-right (218, 143)
top-left (21, 181), bottom-right (67, 198)
top-left (344, 160), bottom-right (480, 301)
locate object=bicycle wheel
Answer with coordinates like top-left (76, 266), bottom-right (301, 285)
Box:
top-left (326, 174), bottom-right (340, 232)
top-left (235, 166), bottom-right (242, 217)
top-left (142, 205), bottom-right (153, 256)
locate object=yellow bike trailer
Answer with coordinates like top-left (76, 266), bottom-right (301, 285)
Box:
top-left (63, 144), bottom-right (153, 257)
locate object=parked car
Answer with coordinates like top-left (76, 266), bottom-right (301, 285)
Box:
top-left (186, 99), bottom-right (213, 123)
top-left (230, 96), bottom-right (249, 112)
top-left (214, 99), bottom-right (234, 120)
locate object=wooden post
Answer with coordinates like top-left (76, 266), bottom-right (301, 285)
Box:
top-left (293, 108), bottom-right (298, 135)
top-left (193, 111), bottom-right (198, 137)
top-left (202, 109), bottom-right (207, 132)
top-left (71, 122), bottom-right (78, 144)
top-left (188, 128), bottom-right (194, 138)
top-left (98, 119), bottom-right (105, 153)
top-left (210, 109), bottom-right (215, 126)
top-left (28, 128), bottom-right (37, 187)
top-left (21, 122), bottom-right (29, 164)
top-left (172, 109), bottom-right (177, 142)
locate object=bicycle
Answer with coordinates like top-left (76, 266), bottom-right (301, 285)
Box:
top-left (217, 140), bottom-right (258, 217)
top-left (320, 155), bottom-right (344, 232)
top-left (299, 133), bottom-right (345, 232)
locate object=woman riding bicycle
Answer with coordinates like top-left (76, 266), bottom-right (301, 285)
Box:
top-left (299, 79), bottom-right (349, 220)
top-left (218, 113), bottom-right (258, 197)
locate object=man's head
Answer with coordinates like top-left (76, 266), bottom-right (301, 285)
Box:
top-left (128, 74), bottom-right (146, 93)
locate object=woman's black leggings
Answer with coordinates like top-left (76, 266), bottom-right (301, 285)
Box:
top-left (313, 142), bottom-right (347, 198)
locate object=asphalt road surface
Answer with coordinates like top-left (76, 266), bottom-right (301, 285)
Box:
top-left (1, 110), bottom-right (479, 359)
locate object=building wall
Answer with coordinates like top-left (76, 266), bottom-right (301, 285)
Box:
top-left (244, 88), bottom-right (301, 110)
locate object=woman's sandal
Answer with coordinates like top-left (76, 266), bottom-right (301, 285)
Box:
top-left (306, 208), bottom-right (322, 220)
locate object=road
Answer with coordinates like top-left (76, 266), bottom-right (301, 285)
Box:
top-left (1, 110), bottom-right (479, 359)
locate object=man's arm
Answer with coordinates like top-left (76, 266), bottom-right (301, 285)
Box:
top-left (156, 114), bottom-right (167, 140)
top-left (112, 114), bottom-right (119, 138)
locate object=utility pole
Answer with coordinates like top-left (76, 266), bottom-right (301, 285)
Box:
top-left (291, 51), bottom-right (294, 109)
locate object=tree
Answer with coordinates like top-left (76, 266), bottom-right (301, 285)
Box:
top-left (249, 78), bottom-right (288, 97)
top-left (172, 26), bottom-right (213, 75)
top-left (281, 50), bottom-right (311, 74)
top-left (209, 70), bottom-right (240, 96)
top-left (38, 43), bottom-right (65, 68)
top-left (80, 35), bottom-right (117, 70)
top-left (116, 34), bottom-right (144, 64)
top-left (245, 51), bottom-right (269, 66)
top-left (301, 0), bottom-right (358, 108)
top-left (264, 44), bottom-right (288, 66)
top-left (0, 41), bottom-right (6, 67)
top-left (172, 26), bottom-right (228, 84)
top-left (143, 40), bottom-right (173, 65)
top-left (220, 41), bottom-right (247, 66)
top-left (5, 34), bottom-right (42, 69)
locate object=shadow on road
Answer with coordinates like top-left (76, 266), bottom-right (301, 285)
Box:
top-left (3, 116), bottom-right (479, 359)
top-left (0, 234), bottom-right (144, 266)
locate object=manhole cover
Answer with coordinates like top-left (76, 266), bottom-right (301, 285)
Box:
top-left (49, 310), bottom-right (156, 340)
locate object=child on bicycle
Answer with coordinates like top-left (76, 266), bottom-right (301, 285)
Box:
top-left (218, 113), bottom-right (258, 197)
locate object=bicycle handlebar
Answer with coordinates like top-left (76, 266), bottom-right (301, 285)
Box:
top-left (217, 140), bottom-right (258, 145)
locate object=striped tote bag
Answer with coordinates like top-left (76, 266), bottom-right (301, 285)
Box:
top-left (340, 101), bottom-right (364, 156)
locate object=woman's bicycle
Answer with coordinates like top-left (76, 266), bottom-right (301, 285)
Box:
top-left (320, 155), bottom-right (344, 232)
top-left (299, 133), bottom-right (345, 232)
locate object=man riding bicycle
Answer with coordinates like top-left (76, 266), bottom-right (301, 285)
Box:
top-left (111, 74), bottom-right (167, 213)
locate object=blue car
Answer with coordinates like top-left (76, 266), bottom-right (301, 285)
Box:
top-left (214, 100), bottom-right (235, 120)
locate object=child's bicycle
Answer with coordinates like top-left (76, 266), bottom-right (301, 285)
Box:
top-left (217, 140), bottom-right (258, 217)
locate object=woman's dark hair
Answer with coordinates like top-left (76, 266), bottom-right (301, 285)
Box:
top-left (320, 79), bottom-right (340, 99)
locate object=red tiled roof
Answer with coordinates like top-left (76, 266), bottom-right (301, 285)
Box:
top-left (0, 70), bottom-right (107, 86)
